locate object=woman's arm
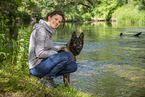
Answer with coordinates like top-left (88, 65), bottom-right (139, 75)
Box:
top-left (34, 28), bottom-right (58, 58)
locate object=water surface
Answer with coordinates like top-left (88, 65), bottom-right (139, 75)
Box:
top-left (54, 23), bottom-right (145, 97)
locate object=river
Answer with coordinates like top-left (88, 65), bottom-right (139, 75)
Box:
top-left (5, 21), bottom-right (145, 97)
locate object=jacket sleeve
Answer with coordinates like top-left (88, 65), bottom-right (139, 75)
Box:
top-left (34, 28), bottom-right (58, 58)
top-left (51, 46), bottom-right (62, 51)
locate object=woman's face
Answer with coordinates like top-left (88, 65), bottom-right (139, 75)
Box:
top-left (47, 14), bottom-right (63, 29)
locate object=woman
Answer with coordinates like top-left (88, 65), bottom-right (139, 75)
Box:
top-left (28, 10), bottom-right (77, 88)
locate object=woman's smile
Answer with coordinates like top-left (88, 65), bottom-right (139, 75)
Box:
top-left (48, 14), bottom-right (62, 29)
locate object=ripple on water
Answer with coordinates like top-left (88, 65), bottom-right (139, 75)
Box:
top-left (53, 25), bottom-right (145, 96)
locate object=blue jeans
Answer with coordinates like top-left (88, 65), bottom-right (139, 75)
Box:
top-left (30, 52), bottom-right (77, 78)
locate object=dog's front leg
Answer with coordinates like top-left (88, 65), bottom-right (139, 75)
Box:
top-left (63, 73), bottom-right (70, 87)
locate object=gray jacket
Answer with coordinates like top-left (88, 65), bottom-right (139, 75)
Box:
top-left (28, 19), bottom-right (61, 69)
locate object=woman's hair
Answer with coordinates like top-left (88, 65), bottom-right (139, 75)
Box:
top-left (46, 10), bottom-right (66, 29)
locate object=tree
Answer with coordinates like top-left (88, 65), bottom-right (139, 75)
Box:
top-left (0, 0), bottom-right (22, 23)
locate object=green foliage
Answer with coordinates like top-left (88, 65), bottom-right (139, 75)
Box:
top-left (0, 0), bottom-right (23, 23)
top-left (1, 0), bottom-right (145, 23)
top-left (112, 2), bottom-right (145, 24)
top-left (0, 33), bottom-right (17, 63)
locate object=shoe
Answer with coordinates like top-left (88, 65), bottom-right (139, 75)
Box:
top-left (38, 76), bottom-right (57, 89)
top-left (46, 76), bottom-right (58, 88)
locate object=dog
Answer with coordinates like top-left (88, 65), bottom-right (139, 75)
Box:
top-left (120, 32), bottom-right (123, 36)
top-left (120, 32), bottom-right (142, 37)
top-left (134, 32), bottom-right (142, 37)
top-left (58, 31), bottom-right (84, 87)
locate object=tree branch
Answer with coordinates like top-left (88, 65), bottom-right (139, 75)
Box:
top-left (86, 0), bottom-right (93, 6)
top-left (60, 2), bottom-right (91, 10)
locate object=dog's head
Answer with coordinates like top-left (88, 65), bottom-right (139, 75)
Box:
top-left (68, 31), bottom-right (84, 56)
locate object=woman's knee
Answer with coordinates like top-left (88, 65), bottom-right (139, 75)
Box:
top-left (70, 61), bottom-right (78, 72)
top-left (60, 52), bottom-right (72, 60)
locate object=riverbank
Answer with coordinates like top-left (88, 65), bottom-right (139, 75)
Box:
top-left (0, 62), bottom-right (91, 97)
top-left (0, 26), bottom-right (96, 97)
top-left (112, 2), bottom-right (145, 24)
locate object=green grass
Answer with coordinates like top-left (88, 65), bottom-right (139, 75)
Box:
top-left (0, 61), bottom-right (92, 97)
top-left (112, 2), bottom-right (145, 24)
top-left (0, 28), bottom-right (96, 97)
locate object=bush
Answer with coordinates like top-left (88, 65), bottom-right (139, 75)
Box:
top-left (112, 2), bottom-right (145, 23)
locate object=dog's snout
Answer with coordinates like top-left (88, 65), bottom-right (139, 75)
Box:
top-left (76, 46), bottom-right (81, 50)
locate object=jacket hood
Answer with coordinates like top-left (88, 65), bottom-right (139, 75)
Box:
top-left (33, 19), bottom-right (55, 36)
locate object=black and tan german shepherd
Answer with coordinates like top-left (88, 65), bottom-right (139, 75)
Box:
top-left (58, 31), bottom-right (84, 87)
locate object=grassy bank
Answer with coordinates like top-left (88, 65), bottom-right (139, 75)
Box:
top-left (0, 62), bottom-right (92, 97)
top-left (0, 28), bottom-right (95, 97)
top-left (112, 2), bottom-right (145, 24)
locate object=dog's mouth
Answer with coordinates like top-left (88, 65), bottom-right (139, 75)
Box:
top-left (76, 50), bottom-right (80, 53)
top-left (76, 47), bottom-right (82, 53)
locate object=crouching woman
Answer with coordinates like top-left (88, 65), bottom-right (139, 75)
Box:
top-left (28, 10), bottom-right (77, 88)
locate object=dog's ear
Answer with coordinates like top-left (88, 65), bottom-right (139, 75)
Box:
top-left (79, 32), bottom-right (84, 41)
top-left (71, 31), bottom-right (77, 39)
